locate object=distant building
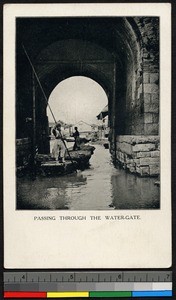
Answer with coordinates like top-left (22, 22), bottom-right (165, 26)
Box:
top-left (96, 105), bottom-right (109, 139)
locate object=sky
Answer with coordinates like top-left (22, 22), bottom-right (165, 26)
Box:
top-left (47, 76), bottom-right (108, 125)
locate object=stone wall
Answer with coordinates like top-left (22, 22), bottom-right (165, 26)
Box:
top-left (115, 17), bottom-right (159, 136)
top-left (116, 135), bottom-right (160, 177)
top-left (140, 17), bottom-right (159, 135)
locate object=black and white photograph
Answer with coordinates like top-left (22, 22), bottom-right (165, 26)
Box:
top-left (16, 16), bottom-right (160, 210)
top-left (3, 3), bottom-right (171, 269)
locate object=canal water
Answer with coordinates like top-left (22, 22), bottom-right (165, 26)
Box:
top-left (17, 144), bottom-right (160, 210)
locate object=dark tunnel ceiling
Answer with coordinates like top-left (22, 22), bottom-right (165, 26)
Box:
top-left (16, 17), bottom-right (141, 62)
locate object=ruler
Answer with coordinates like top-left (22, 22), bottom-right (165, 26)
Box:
top-left (4, 271), bottom-right (172, 298)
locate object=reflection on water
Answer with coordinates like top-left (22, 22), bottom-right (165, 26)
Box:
top-left (17, 144), bottom-right (160, 210)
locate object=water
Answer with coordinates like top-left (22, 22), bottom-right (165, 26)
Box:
top-left (17, 144), bottom-right (160, 210)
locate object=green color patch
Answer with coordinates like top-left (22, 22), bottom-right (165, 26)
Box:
top-left (89, 291), bottom-right (132, 297)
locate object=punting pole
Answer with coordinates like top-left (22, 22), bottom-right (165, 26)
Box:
top-left (22, 44), bottom-right (76, 170)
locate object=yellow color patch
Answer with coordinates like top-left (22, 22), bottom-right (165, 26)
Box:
top-left (47, 291), bottom-right (89, 298)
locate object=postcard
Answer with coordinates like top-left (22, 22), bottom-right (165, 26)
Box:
top-left (3, 3), bottom-right (171, 268)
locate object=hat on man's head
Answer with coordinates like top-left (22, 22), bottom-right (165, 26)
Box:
top-left (56, 122), bottom-right (61, 128)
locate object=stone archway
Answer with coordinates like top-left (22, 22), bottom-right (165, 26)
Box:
top-left (33, 39), bottom-right (115, 153)
top-left (16, 17), bottom-right (159, 176)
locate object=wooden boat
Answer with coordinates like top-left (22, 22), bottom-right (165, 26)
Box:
top-left (36, 145), bottom-right (95, 176)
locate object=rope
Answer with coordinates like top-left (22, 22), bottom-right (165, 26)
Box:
top-left (22, 44), bottom-right (76, 168)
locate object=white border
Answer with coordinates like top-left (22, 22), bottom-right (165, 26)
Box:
top-left (3, 3), bottom-right (171, 268)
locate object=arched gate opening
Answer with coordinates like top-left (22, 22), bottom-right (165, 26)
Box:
top-left (16, 17), bottom-right (159, 177)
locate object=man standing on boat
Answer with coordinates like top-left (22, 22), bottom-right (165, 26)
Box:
top-left (73, 127), bottom-right (81, 151)
top-left (52, 123), bottom-right (66, 163)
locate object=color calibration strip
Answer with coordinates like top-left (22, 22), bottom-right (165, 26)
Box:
top-left (4, 271), bottom-right (172, 298)
top-left (4, 290), bottom-right (172, 298)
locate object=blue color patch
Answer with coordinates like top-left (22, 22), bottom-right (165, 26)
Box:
top-left (132, 290), bottom-right (172, 297)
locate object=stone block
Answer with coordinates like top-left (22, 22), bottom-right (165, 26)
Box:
top-left (144, 93), bottom-right (151, 104)
top-left (144, 83), bottom-right (159, 94)
top-left (140, 157), bottom-right (160, 166)
top-left (145, 113), bottom-right (153, 124)
top-left (116, 135), bottom-right (133, 144)
top-left (150, 165), bottom-right (160, 176)
top-left (150, 73), bottom-right (159, 83)
top-left (116, 142), bottom-right (132, 155)
top-left (140, 166), bottom-right (150, 176)
top-left (137, 151), bottom-right (151, 158)
top-left (117, 135), bottom-right (160, 145)
top-left (151, 151), bottom-right (160, 157)
top-left (132, 143), bottom-right (156, 152)
top-left (136, 166), bottom-right (141, 174)
top-left (143, 65), bottom-right (150, 72)
top-left (151, 93), bottom-right (159, 103)
top-left (144, 124), bottom-right (159, 135)
top-left (143, 73), bottom-right (150, 84)
top-left (144, 102), bottom-right (159, 113)
top-left (134, 158), bottom-right (140, 165)
top-left (152, 113), bottom-right (159, 123)
top-left (121, 143), bottom-right (132, 155)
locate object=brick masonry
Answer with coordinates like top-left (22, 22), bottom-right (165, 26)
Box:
top-left (116, 135), bottom-right (160, 177)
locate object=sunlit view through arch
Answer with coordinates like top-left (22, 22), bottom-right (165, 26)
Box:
top-left (47, 76), bottom-right (108, 126)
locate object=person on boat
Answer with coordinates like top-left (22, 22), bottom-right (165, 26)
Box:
top-left (52, 123), bottom-right (66, 163)
top-left (73, 127), bottom-right (81, 151)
